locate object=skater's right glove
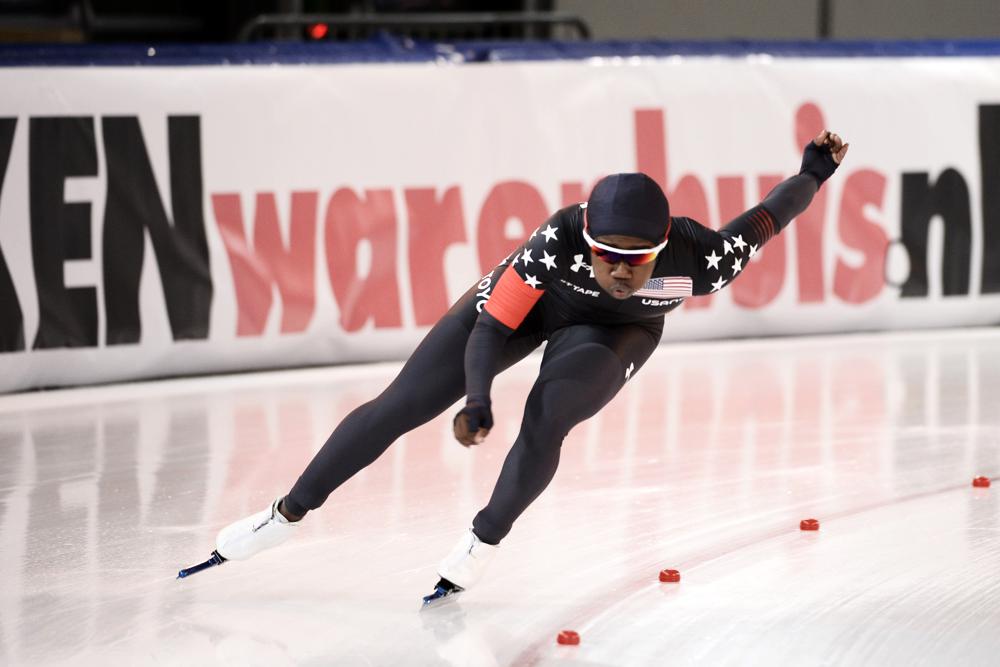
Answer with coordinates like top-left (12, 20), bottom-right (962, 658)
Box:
top-left (454, 398), bottom-right (493, 446)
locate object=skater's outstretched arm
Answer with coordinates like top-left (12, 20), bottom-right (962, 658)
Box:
top-left (680, 130), bottom-right (848, 295)
top-left (760, 129), bottom-right (847, 222)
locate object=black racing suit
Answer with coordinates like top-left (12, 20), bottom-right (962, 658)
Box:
top-left (286, 148), bottom-right (834, 545)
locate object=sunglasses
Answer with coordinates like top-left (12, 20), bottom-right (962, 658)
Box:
top-left (581, 225), bottom-right (668, 267)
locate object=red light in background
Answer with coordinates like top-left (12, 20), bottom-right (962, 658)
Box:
top-left (309, 23), bottom-right (329, 40)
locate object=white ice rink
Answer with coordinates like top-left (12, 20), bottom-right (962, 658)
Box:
top-left (1, 328), bottom-right (998, 666)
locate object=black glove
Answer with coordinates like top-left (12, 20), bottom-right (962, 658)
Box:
top-left (456, 397), bottom-right (494, 433)
top-left (799, 141), bottom-right (839, 186)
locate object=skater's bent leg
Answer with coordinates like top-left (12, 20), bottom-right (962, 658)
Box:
top-left (471, 322), bottom-right (661, 544)
top-left (471, 343), bottom-right (626, 544)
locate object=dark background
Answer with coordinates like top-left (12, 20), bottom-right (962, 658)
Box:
top-left (0, 1), bottom-right (997, 45)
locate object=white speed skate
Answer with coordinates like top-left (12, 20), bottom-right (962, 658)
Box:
top-left (177, 498), bottom-right (299, 579)
top-left (422, 529), bottom-right (499, 608)
top-left (215, 497), bottom-right (299, 560)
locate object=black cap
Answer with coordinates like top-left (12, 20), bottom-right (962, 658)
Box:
top-left (586, 173), bottom-right (670, 243)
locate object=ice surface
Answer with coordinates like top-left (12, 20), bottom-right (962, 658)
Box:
top-left (1, 328), bottom-right (998, 666)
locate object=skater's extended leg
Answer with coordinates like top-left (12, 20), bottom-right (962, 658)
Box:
top-left (284, 292), bottom-right (544, 515)
top-left (285, 314), bottom-right (472, 513)
top-left (212, 296), bottom-right (540, 564)
top-left (212, 317), bottom-right (472, 564)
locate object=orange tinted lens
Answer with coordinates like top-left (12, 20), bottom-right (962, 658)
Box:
top-left (592, 247), bottom-right (658, 266)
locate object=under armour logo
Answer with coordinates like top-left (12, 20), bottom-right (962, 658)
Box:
top-left (570, 254), bottom-right (594, 277)
top-left (625, 362), bottom-right (635, 381)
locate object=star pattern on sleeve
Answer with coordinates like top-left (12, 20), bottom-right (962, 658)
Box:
top-left (705, 249), bottom-right (721, 270)
top-left (510, 221), bottom-right (566, 292)
top-left (697, 230), bottom-right (759, 295)
top-left (540, 250), bottom-right (557, 270)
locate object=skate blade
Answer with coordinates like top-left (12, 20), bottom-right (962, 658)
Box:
top-left (421, 584), bottom-right (465, 611)
top-left (177, 550), bottom-right (227, 579)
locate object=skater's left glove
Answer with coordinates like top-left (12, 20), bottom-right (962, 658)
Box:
top-left (799, 130), bottom-right (849, 185)
top-left (454, 398), bottom-right (493, 446)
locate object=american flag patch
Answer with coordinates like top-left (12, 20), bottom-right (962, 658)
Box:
top-left (634, 276), bottom-right (693, 298)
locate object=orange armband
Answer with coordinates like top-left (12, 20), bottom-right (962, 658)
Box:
top-left (484, 267), bottom-right (544, 329)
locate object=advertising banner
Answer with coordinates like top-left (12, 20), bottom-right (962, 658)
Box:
top-left (1, 56), bottom-right (998, 392)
